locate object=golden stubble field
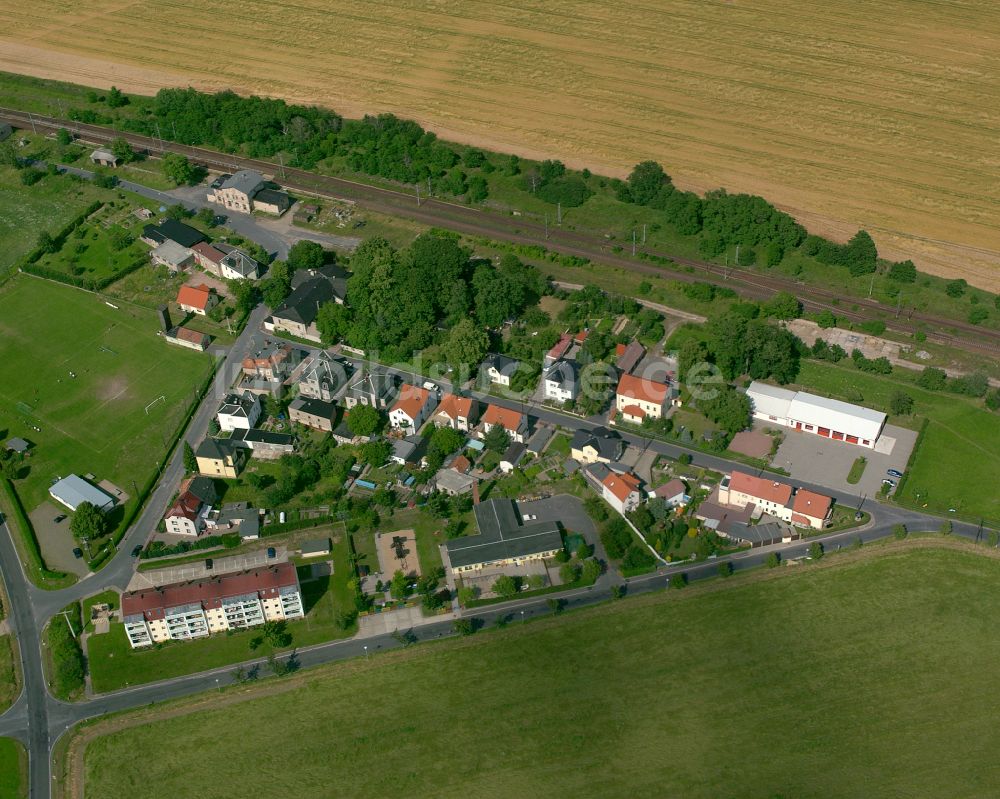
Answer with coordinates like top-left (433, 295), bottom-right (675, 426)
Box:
top-left (2, 0), bottom-right (1000, 288)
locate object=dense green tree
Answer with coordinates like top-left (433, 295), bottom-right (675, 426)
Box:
top-left (316, 301), bottom-right (353, 345)
top-left (70, 502), bottom-right (107, 545)
top-left (106, 86), bottom-right (128, 108)
top-left (261, 261), bottom-right (292, 308)
top-left (429, 426), bottom-right (464, 457)
top-left (492, 575), bottom-right (519, 599)
top-left (360, 439), bottom-right (391, 467)
top-left (162, 153), bottom-right (196, 185)
top-left (619, 160), bottom-right (671, 205)
top-left (228, 278), bottom-right (258, 317)
top-left (110, 137), bottom-right (136, 164)
top-left (483, 424), bottom-right (511, 453)
top-left (56, 128), bottom-right (72, 147)
top-left (917, 366), bottom-right (947, 391)
top-left (286, 240), bottom-right (326, 271)
top-left (183, 441), bottom-right (197, 473)
top-left (888, 260), bottom-right (917, 283)
top-left (762, 291), bottom-right (801, 320)
top-left (698, 385), bottom-right (751, 435)
top-left (945, 279), bottom-right (967, 298)
top-left (443, 317), bottom-right (489, 368)
top-left (346, 404), bottom-right (382, 437)
top-left (889, 390), bottom-right (914, 415)
top-left (390, 569), bottom-right (411, 599)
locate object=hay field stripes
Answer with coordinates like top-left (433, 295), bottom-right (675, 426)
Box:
top-left (3, 1), bottom-right (1000, 285)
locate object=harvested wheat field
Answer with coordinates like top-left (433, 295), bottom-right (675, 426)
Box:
top-left (3, 1), bottom-right (1000, 287)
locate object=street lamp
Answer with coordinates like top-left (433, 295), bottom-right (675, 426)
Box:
top-left (363, 644), bottom-right (368, 659)
top-left (520, 610), bottom-right (525, 624)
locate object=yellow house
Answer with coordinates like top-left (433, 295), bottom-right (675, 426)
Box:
top-left (196, 438), bottom-right (243, 479)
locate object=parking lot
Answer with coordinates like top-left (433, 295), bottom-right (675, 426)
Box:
top-left (772, 424), bottom-right (917, 497)
top-left (127, 546), bottom-right (289, 590)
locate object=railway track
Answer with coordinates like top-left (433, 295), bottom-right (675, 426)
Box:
top-left (4, 106), bottom-right (999, 357)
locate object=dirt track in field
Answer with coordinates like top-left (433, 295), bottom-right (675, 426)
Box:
top-left (2, 0), bottom-right (1000, 289)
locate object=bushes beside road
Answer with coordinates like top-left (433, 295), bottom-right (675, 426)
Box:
top-left (45, 602), bottom-right (85, 701)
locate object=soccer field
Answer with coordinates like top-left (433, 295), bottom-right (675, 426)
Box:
top-left (0, 276), bottom-right (212, 510)
top-left (79, 546), bottom-right (1000, 799)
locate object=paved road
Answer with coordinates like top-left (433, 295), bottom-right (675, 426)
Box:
top-left (0, 324), bottom-right (993, 798)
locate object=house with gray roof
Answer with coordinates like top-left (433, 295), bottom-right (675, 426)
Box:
top-left (445, 499), bottom-right (563, 572)
top-left (482, 354), bottom-right (521, 387)
top-left (345, 370), bottom-right (397, 410)
top-left (570, 427), bottom-right (623, 464)
top-left (209, 169), bottom-right (266, 214)
top-left (265, 266), bottom-right (349, 343)
top-left (49, 474), bottom-right (115, 512)
top-left (293, 351), bottom-right (350, 402)
top-left (543, 359), bottom-right (579, 403)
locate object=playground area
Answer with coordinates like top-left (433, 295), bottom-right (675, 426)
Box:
top-left (375, 530), bottom-right (421, 578)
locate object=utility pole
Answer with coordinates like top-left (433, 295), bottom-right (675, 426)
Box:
top-left (61, 611), bottom-right (76, 638)
top-left (895, 292), bottom-right (902, 319)
top-left (868, 271), bottom-right (876, 298)
top-left (154, 122), bottom-right (165, 153)
top-left (544, 214), bottom-right (549, 239)
top-left (632, 229), bottom-right (636, 257)
top-left (735, 244), bottom-right (740, 267)
top-left (642, 224), bottom-right (646, 244)
top-left (427, 176), bottom-right (431, 195)
top-left (27, 112), bottom-right (36, 134)
top-left (171, 119), bottom-right (178, 139)
top-left (415, 184), bottom-right (420, 206)
top-left (557, 202), bottom-right (561, 224)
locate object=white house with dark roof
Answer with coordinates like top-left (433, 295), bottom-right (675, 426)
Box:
top-left (543, 359), bottom-right (579, 403)
top-left (265, 266), bottom-right (348, 343)
top-left (216, 391), bottom-right (262, 432)
top-left (482, 354), bottom-right (521, 387)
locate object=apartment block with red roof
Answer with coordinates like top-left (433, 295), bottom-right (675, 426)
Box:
top-left (615, 373), bottom-right (671, 423)
top-left (176, 283), bottom-right (218, 316)
top-left (388, 385), bottom-right (436, 435)
top-left (121, 562), bottom-right (304, 648)
top-left (480, 403), bottom-right (528, 443)
top-left (432, 393), bottom-right (478, 432)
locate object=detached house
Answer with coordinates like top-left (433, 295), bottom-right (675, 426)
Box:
top-left (791, 488), bottom-right (833, 530)
top-left (570, 427), bottom-right (623, 464)
top-left (151, 240), bottom-right (194, 272)
top-left (265, 266), bottom-right (348, 343)
top-left (649, 479), bottom-right (689, 509)
top-left (191, 242), bottom-right (227, 274)
top-left (481, 404), bottom-right (528, 443)
top-left (164, 477), bottom-right (217, 537)
top-left (176, 284), bottom-right (218, 316)
top-left (389, 385), bottom-right (436, 436)
top-left (482, 354), bottom-right (521, 387)
top-left (196, 438), bottom-right (243, 478)
top-left (208, 169), bottom-right (266, 214)
top-left (602, 470), bottom-right (643, 514)
top-left (289, 396), bottom-right (337, 432)
top-left (432, 393), bottom-right (478, 432)
top-left (218, 248), bottom-right (260, 280)
top-left (241, 335), bottom-right (299, 383)
top-left (345, 370), bottom-right (397, 410)
top-left (616, 373), bottom-right (671, 423)
top-left (216, 391), bottom-right (262, 432)
top-left (717, 471), bottom-right (831, 530)
top-left (543, 360), bottom-right (579, 403)
top-left (294, 351), bottom-right (348, 402)
top-left (141, 219), bottom-right (206, 250)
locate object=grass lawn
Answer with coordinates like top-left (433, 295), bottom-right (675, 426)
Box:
top-left (792, 360), bottom-right (1000, 524)
top-left (0, 276), bottom-right (213, 516)
top-left (846, 455), bottom-right (868, 485)
top-left (0, 634), bottom-right (17, 713)
top-left (0, 166), bottom-right (104, 272)
top-left (79, 546), bottom-right (1000, 798)
top-left (33, 214), bottom-right (149, 285)
top-left (87, 527), bottom-right (356, 693)
top-left (373, 507), bottom-right (451, 573)
top-left (0, 737), bottom-right (26, 799)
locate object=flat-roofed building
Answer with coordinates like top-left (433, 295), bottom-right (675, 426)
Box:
top-left (49, 474), bottom-right (115, 512)
top-left (445, 499), bottom-right (563, 573)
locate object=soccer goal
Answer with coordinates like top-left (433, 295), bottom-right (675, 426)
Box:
top-left (144, 395), bottom-right (166, 415)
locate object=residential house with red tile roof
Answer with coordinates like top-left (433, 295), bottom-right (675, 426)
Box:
top-left (176, 283), bottom-right (218, 316)
top-left (388, 385), bottom-right (436, 436)
top-left (480, 404), bottom-right (528, 443)
top-left (615, 373), bottom-right (671, 423)
top-left (432, 393), bottom-right (478, 432)
top-left (602, 470), bottom-right (643, 514)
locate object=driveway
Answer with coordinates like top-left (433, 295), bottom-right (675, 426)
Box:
top-left (773, 424), bottom-right (918, 498)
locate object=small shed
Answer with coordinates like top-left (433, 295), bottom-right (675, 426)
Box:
top-left (5, 437), bottom-right (30, 453)
top-left (301, 538), bottom-right (331, 558)
top-left (90, 148), bottom-right (119, 167)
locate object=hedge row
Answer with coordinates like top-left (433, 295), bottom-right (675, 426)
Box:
top-left (1, 478), bottom-right (72, 586)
